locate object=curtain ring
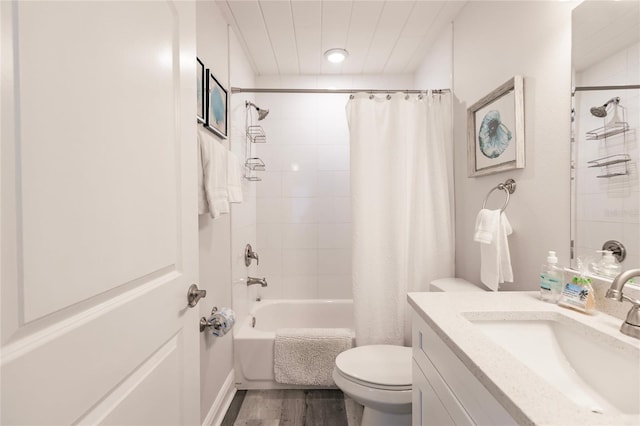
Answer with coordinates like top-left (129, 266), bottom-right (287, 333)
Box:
top-left (386, 94), bottom-right (391, 100)
top-left (349, 94), bottom-right (354, 100)
top-left (404, 94), bottom-right (409, 100)
top-left (418, 93), bottom-right (423, 100)
top-left (369, 94), bottom-right (374, 100)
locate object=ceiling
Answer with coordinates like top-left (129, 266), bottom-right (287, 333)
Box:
top-left (217, 0), bottom-right (467, 75)
top-left (572, 0), bottom-right (640, 72)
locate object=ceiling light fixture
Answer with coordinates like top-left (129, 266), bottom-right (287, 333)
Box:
top-left (324, 48), bottom-right (348, 64)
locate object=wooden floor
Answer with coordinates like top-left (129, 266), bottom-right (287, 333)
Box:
top-left (221, 390), bottom-right (364, 426)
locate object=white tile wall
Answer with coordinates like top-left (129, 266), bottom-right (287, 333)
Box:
top-left (574, 42), bottom-right (640, 269)
top-left (251, 74), bottom-right (413, 299)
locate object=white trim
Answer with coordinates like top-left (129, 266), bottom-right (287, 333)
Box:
top-left (202, 370), bottom-right (237, 426)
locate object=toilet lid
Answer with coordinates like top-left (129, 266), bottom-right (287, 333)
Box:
top-left (335, 345), bottom-right (412, 389)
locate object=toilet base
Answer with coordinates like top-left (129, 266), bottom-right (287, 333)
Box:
top-left (362, 407), bottom-right (411, 426)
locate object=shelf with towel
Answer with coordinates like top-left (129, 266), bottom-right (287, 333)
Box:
top-left (245, 157), bottom-right (266, 171)
top-left (482, 179), bottom-right (516, 212)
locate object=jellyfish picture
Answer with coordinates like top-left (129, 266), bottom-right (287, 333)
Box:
top-left (478, 110), bottom-right (512, 159)
top-left (211, 86), bottom-right (226, 127)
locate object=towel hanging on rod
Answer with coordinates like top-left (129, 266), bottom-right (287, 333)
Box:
top-left (482, 179), bottom-right (516, 212)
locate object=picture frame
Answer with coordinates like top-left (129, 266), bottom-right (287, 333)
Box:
top-left (467, 76), bottom-right (524, 177)
top-left (196, 57), bottom-right (205, 124)
top-left (205, 69), bottom-right (228, 139)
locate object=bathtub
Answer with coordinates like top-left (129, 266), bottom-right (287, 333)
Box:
top-left (234, 299), bottom-right (354, 389)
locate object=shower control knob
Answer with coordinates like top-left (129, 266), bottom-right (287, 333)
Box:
top-left (245, 244), bottom-right (259, 267)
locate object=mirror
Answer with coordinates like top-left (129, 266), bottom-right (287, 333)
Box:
top-left (571, 0), bottom-right (639, 273)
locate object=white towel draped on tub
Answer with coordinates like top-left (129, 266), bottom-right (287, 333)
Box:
top-left (274, 328), bottom-right (353, 386)
top-left (474, 209), bottom-right (513, 291)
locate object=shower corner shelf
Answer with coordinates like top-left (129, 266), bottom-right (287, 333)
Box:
top-left (585, 121), bottom-right (629, 140)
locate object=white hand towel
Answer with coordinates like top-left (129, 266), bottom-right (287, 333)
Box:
top-left (474, 209), bottom-right (500, 244)
top-left (477, 210), bottom-right (513, 291)
top-left (227, 151), bottom-right (243, 203)
top-left (198, 128), bottom-right (229, 218)
top-left (197, 131), bottom-right (209, 215)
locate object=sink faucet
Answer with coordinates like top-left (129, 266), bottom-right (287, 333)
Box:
top-left (606, 268), bottom-right (640, 339)
top-left (247, 276), bottom-right (268, 287)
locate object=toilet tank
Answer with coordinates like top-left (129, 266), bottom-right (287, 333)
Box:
top-left (430, 278), bottom-right (484, 292)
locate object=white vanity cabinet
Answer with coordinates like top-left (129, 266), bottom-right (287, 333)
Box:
top-left (411, 311), bottom-right (517, 426)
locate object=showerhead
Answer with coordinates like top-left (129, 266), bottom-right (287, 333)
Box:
top-left (246, 101), bottom-right (270, 120)
top-left (590, 97), bottom-right (620, 118)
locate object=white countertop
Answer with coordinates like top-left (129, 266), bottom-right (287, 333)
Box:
top-left (407, 291), bottom-right (640, 426)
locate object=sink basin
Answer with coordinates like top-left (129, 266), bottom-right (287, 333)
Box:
top-left (468, 314), bottom-right (640, 415)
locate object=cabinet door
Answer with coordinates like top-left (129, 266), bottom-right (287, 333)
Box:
top-left (413, 360), bottom-right (456, 426)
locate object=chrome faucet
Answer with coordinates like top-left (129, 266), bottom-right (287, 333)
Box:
top-left (606, 268), bottom-right (640, 339)
top-left (247, 276), bottom-right (268, 287)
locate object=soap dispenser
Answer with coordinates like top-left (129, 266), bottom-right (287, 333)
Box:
top-left (540, 251), bottom-right (563, 303)
top-left (590, 250), bottom-right (621, 279)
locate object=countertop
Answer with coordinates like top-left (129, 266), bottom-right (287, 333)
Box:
top-left (407, 291), bottom-right (640, 426)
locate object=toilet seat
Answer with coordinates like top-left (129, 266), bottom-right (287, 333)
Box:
top-left (335, 345), bottom-right (412, 391)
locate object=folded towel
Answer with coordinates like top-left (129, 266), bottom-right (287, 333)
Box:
top-left (474, 209), bottom-right (500, 244)
top-left (274, 328), bottom-right (353, 386)
top-left (197, 131), bottom-right (209, 215)
top-left (198, 128), bottom-right (229, 218)
top-left (477, 210), bottom-right (513, 291)
top-left (227, 150), bottom-right (243, 203)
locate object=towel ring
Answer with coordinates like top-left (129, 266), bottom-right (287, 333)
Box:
top-left (482, 179), bottom-right (516, 212)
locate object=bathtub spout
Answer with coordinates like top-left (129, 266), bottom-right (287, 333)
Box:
top-left (247, 277), bottom-right (268, 287)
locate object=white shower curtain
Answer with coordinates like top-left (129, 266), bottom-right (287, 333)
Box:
top-left (347, 91), bottom-right (454, 346)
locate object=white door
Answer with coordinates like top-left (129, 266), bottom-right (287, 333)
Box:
top-left (1, 1), bottom-right (200, 424)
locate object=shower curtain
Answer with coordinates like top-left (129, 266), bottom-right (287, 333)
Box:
top-left (347, 91), bottom-right (454, 346)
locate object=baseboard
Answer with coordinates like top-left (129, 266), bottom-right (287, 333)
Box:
top-left (202, 370), bottom-right (237, 426)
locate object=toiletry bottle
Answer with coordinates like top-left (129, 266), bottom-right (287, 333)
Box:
top-left (589, 250), bottom-right (621, 279)
top-left (540, 251), bottom-right (564, 303)
top-left (558, 257), bottom-right (596, 314)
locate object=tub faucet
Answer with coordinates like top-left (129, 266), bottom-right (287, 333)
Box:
top-left (247, 276), bottom-right (268, 287)
top-left (606, 268), bottom-right (640, 339)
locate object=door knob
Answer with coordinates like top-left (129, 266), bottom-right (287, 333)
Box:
top-left (187, 284), bottom-right (207, 308)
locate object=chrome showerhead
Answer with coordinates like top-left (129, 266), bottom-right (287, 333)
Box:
top-left (246, 101), bottom-right (269, 120)
top-left (590, 97), bottom-right (620, 118)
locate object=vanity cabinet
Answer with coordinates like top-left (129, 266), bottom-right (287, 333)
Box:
top-left (411, 312), bottom-right (516, 426)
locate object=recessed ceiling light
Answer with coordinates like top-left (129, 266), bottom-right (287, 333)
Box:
top-left (324, 48), bottom-right (348, 64)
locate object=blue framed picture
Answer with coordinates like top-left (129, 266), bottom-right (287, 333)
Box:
top-left (197, 57), bottom-right (205, 124)
top-left (467, 76), bottom-right (524, 177)
top-left (206, 70), bottom-right (228, 139)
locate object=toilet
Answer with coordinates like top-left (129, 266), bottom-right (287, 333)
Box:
top-left (333, 278), bottom-right (481, 426)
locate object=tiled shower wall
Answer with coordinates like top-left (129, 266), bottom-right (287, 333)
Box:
top-left (252, 75), bottom-right (413, 299)
top-left (573, 41), bottom-right (640, 269)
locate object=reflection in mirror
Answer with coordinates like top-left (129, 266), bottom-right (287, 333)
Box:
top-left (571, 0), bottom-right (640, 273)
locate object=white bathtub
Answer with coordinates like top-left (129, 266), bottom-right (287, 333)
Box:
top-left (234, 299), bottom-right (354, 389)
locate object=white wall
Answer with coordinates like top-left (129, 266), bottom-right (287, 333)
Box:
top-left (573, 42), bottom-right (640, 269)
top-left (252, 74), bottom-right (413, 300)
top-left (414, 23), bottom-right (453, 90)
top-left (451, 1), bottom-right (574, 290)
top-left (196, 1), bottom-right (255, 423)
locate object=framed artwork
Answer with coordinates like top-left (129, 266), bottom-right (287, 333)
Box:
top-left (467, 76), bottom-right (524, 177)
top-left (205, 70), bottom-right (228, 139)
top-left (197, 57), bottom-right (205, 124)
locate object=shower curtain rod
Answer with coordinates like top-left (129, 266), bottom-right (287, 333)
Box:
top-left (574, 84), bottom-right (640, 92)
top-left (231, 87), bottom-right (450, 95)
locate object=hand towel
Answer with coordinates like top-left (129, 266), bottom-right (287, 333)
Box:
top-left (477, 210), bottom-right (513, 291)
top-left (227, 150), bottom-right (243, 203)
top-left (197, 131), bottom-right (209, 215)
top-left (274, 328), bottom-right (354, 386)
top-left (198, 128), bottom-right (229, 218)
top-left (474, 209), bottom-right (500, 244)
